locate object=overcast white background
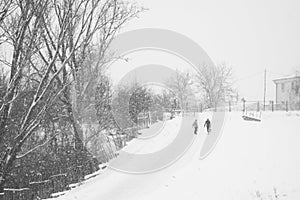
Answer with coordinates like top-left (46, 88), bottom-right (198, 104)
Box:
top-left (109, 0), bottom-right (300, 101)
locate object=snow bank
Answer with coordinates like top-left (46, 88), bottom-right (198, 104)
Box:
top-left (54, 111), bottom-right (300, 200)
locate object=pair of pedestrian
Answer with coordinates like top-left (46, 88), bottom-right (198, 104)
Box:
top-left (192, 118), bottom-right (211, 135)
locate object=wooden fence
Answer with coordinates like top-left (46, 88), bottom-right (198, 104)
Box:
top-left (1, 113), bottom-right (160, 200)
top-left (1, 126), bottom-right (142, 200)
top-left (188, 100), bottom-right (300, 113)
top-left (1, 161), bottom-right (102, 200)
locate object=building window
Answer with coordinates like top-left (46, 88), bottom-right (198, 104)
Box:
top-left (281, 83), bottom-right (285, 92)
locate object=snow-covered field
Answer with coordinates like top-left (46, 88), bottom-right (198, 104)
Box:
top-left (54, 111), bottom-right (300, 200)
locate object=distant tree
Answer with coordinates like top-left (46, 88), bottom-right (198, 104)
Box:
top-left (83, 74), bottom-right (115, 147)
top-left (148, 90), bottom-right (176, 121)
top-left (129, 86), bottom-right (152, 124)
top-left (111, 84), bottom-right (153, 128)
top-left (95, 75), bottom-right (114, 131)
top-left (166, 70), bottom-right (193, 110)
top-left (195, 63), bottom-right (233, 107)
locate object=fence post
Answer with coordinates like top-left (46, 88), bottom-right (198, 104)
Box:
top-left (271, 101), bottom-right (274, 112)
top-left (286, 101), bottom-right (288, 112)
top-left (229, 101), bottom-right (231, 112)
top-left (257, 101), bottom-right (260, 112)
top-left (200, 104), bottom-right (202, 113)
top-left (242, 100), bottom-right (246, 112)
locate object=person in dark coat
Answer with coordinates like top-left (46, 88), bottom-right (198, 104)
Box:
top-left (204, 118), bottom-right (211, 134)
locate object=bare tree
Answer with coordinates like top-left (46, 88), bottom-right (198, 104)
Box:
top-left (68, 0), bottom-right (142, 149)
top-left (166, 70), bottom-right (193, 110)
top-left (0, 0), bottom-right (141, 191)
top-left (82, 74), bottom-right (115, 147)
top-left (0, 0), bottom-right (12, 26)
top-left (195, 63), bottom-right (233, 108)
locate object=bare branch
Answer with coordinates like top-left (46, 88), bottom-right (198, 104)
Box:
top-left (16, 133), bottom-right (59, 159)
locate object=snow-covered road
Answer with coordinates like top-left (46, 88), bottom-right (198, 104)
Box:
top-left (55, 112), bottom-right (300, 200)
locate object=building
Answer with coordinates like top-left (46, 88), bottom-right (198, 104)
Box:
top-left (273, 75), bottom-right (300, 108)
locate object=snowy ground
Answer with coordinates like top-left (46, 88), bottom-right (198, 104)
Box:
top-left (54, 111), bottom-right (300, 200)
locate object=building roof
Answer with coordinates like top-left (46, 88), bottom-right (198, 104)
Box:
top-left (273, 75), bottom-right (300, 83)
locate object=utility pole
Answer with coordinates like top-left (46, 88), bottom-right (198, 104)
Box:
top-left (263, 69), bottom-right (267, 111)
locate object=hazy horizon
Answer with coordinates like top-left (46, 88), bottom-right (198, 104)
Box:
top-left (110, 0), bottom-right (300, 101)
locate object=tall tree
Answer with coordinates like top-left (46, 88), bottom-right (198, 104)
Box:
top-left (0, 0), bottom-right (141, 191)
top-left (166, 70), bottom-right (193, 110)
top-left (129, 85), bottom-right (152, 124)
top-left (195, 63), bottom-right (233, 107)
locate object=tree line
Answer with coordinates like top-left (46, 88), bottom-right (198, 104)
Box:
top-left (0, 0), bottom-right (142, 192)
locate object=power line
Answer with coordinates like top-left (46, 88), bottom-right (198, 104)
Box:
top-left (232, 70), bottom-right (264, 83)
top-left (267, 71), bottom-right (289, 77)
top-left (233, 70), bottom-right (290, 84)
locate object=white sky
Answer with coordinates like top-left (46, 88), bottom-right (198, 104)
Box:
top-left (109, 0), bottom-right (300, 101)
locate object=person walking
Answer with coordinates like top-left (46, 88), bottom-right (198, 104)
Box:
top-left (204, 118), bottom-right (211, 134)
top-left (192, 119), bottom-right (198, 135)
